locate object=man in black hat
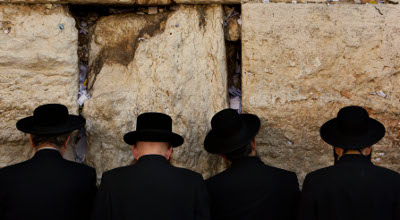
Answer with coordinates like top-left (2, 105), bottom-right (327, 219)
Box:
top-left (204, 109), bottom-right (300, 220)
top-left (92, 112), bottom-right (210, 220)
top-left (0, 104), bottom-right (97, 220)
top-left (297, 105), bottom-right (400, 220)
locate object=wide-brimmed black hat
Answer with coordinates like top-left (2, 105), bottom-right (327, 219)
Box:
top-left (16, 104), bottom-right (85, 135)
top-left (204, 109), bottom-right (260, 154)
top-left (123, 112), bottom-right (184, 147)
top-left (320, 106), bottom-right (385, 149)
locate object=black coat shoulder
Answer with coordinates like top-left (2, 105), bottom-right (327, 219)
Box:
top-left (206, 158), bottom-right (298, 186)
top-left (93, 155), bottom-right (210, 220)
top-left (372, 164), bottom-right (400, 178)
top-left (0, 160), bottom-right (28, 175)
top-left (205, 157), bottom-right (299, 220)
top-left (103, 162), bottom-right (203, 180)
top-left (100, 158), bottom-right (204, 189)
top-left (174, 166), bottom-right (205, 180)
top-left (299, 156), bottom-right (400, 220)
top-left (63, 159), bottom-right (97, 175)
top-left (101, 164), bottom-right (131, 178)
top-left (0, 150), bottom-right (97, 220)
top-left (265, 163), bottom-right (298, 179)
top-left (0, 154), bottom-right (95, 174)
top-left (304, 162), bottom-right (400, 187)
top-left (303, 165), bottom-right (334, 181)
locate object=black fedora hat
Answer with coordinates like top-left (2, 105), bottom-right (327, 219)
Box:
top-left (123, 112), bottom-right (184, 147)
top-left (16, 104), bottom-right (85, 135)
top-left (204, 109), bottom-right (260, 154)
top-left (320, 106), bottom-right (385, 149)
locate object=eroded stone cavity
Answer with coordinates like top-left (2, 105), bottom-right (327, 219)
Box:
top-left (0, 5), bottom-right (79, 166)
top-left (83, 5), bottom-right (228, 180)
top-left (242, 3), bottom-right (400, 183)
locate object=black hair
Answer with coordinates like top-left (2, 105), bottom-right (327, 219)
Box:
top-left (31, 133), bottom-right (70, 148)
top-left (224, 141), bottom-right (253, 161)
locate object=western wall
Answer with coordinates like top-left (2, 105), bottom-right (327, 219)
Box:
top-left (0, 0), bottom-right (399, 184)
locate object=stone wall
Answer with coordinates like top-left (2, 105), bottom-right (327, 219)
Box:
top-left (0, 0), bottom-right (241, 4)
top-left (0, 5), bottom-right (79, 166)
top-left (242, 3), bottom-right (400, 181)
top-left (0, 0), bottom-right (173, 5)
top-left (83, 4), bottom-right (228, 180)
top-left (0, 0), bottom-right (399, 185)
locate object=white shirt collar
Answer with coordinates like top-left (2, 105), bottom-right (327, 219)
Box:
top-left (37, 147), bottom-right (59, 152)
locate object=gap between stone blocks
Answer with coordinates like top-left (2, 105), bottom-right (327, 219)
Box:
top-left (65, 2), bottom-right (243, 164)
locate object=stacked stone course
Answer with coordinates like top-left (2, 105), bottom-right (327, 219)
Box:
top-left (0, 0), bottom-right (399, 184)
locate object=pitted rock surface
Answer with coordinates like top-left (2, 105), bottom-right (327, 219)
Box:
top-left (83, 5), bottom-right (228, 181)
top-left (242, 3), bottom-right (400, 183)
top-left (0, 5), bottom-right (79, 167)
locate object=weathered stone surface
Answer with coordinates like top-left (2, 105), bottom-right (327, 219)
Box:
top-left (0, 0), bottom-right (58, 3)
top-left (0, 5), bottom-right (79, 167)
top-left (242, 0), bottom-right (328, 3)
top-left (84, 5), bottom-right (228, 180)
top-left (68, 0), bottom-right (172, 4)
top-left (0, 0), bottom-right (70, 3)
top-left (135, 0), bottom-right (172, 4)
top-left (0, 0), bottom-right (172, 5)
top-left (174, 0), bottom-right (241, 4)
top-left (242, 3), bottom-right (400, 183)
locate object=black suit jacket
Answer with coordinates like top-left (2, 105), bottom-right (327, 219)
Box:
top-left (92, 154), bottom-right (210, 220)
top-left (297, 154), bottom-right (400, 220)
top-left (206, 156), bottom-right (300, 220)
top-left (0, 149), bottom-right (97, 220)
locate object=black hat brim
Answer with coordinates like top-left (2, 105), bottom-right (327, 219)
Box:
top-left (123, 129), bottom-right (184, 147)
top-left (16, 115), bottom-right (86, 135)
top-left (320, 117), bottom-right (385, 149)
top-left (204, 114), bottom-right (260, 154)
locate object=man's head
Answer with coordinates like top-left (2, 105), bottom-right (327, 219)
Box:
top-left (124, 112), bottom-right (184, 160)
top-left (16, 104), bottom-right (85, 155)
top-left (29, 133), bottom-right (71, 155)
top-left (204, 109), bottom-right (260, 163)
top-left (132, 141), bottom-right (173, 160)
top-left (320, 106), bottom-right (385, 163)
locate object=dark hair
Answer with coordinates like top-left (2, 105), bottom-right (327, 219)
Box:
top-left (224, 141), bottom-right (253, 161)
top-left (31, 133), bottom-right (70, 148)
top-left (334, 147), bottom-right (372, 164)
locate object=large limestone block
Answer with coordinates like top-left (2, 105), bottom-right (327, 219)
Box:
top-left (0, 0), bottom-right (61, 3)
top-left (0, 5), bottom-right (79, 167)
top-left (84, 5), bottom-right (228, 180)
top-left (242, 3), bottom-right (400, 183)
top-left (68, 0), bottom-right (173, 4)
top-left (0, 0), bottom-right (58, 3)
top-left (242, 0), bottom-right (328, 3)
top-left (174, 0), bottom-right (241, 4)
top-left (0, 0), bottom-right (172, 5)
